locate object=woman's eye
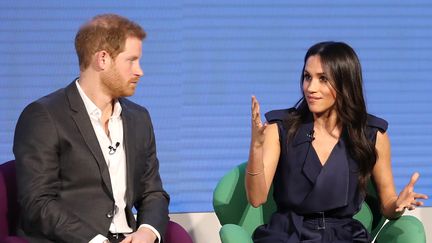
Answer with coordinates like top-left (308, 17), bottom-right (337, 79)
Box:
top-left (319, 76), bottom-right (328, 82)
top-left (304, 74), bottom-right (311, 81)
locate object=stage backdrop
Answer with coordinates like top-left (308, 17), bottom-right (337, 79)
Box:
top-left (1, 0), bottom-right (431, 212)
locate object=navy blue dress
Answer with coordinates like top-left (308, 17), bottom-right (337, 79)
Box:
top-left (252, 109), bottom-right (388, 243)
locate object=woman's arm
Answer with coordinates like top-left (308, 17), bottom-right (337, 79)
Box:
top-left (245, 96), bottom-right (281, 207)
top-left (372, 131), bottom-right (428, 219)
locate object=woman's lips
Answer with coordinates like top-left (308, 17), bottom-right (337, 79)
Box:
top-left (307, 95), bottom-right (321, 102)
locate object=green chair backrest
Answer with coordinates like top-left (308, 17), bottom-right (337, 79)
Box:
top-left (213, 162), bottom-right (276, 236)
top-left (213, 162), bottom-right (385, 239)
top-left (359, 178), bottom-right (387, 238)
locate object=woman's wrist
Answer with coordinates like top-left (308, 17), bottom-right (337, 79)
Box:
top-left (250, 139), bottom-right (264, 148)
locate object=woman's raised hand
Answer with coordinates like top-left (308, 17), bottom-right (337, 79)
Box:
top-left (251, 96), bottom-right (267, 146)
top-left (395, 172), bottom-right (428, 212)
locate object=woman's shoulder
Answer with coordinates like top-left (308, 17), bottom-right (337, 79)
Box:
top-left (264, 108), bottom-right (296, 123)
top-left (367, 114), bottom-right (388, 132)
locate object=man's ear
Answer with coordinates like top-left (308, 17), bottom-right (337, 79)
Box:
top-left (95, 50), bottom-right (112, 70)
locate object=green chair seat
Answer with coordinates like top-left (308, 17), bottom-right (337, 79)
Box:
top-left (213, 162), bottom-right (426, 243)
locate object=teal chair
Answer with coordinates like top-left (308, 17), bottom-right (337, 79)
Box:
top-left (213, 162), bottom-right (426, 243)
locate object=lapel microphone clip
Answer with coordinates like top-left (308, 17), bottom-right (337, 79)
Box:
top-left (108, 142), bottom-right (120, 155)
top-left (307, 130), bottom-right (315, 141)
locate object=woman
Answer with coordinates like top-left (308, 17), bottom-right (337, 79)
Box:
top-left (246, 41), bottom-right (427, 242)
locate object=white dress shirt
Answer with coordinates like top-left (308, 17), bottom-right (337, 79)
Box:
top-left (76, 81), bottom-right (160, 243)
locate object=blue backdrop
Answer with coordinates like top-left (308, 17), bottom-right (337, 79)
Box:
top-left (1, 0), bottom-right (431, 213)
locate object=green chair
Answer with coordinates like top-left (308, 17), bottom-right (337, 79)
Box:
top-left (213, 162), bottom-right (426, 243)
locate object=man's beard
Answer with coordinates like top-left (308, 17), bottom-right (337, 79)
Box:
top-left (101, 67), bottom-right (138, 98)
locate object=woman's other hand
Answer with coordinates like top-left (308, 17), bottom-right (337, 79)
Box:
top-left (395, 172), bottom-right (428, 212)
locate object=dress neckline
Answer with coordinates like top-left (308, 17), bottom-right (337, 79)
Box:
top-left (311, 138), bottom-right (340, 167)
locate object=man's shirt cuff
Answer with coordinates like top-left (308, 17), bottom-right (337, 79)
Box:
top-left (138, 224), bottom-right (161, 243)
top-left (89, 234), bottom-right (108, 243)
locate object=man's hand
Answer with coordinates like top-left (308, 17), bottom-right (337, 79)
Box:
top-left (120, 227), bottom-right (157, 243)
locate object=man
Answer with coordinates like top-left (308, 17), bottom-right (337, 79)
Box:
top-left (13, 14), bottom-right (169, 243)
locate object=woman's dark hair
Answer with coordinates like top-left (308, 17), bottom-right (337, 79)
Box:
top-left (285, 41), bottom-right (376, 193)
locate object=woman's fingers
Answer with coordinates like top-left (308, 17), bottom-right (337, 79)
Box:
top-left (395, 206), bottom-right (405, 212)
top-left (413, 192), bottom-right (428, 200)
top-left (407, 205), bottom-right (416, 211)
top-left (251, 95), bottom-right (263, 128)
top-left (407, 172), bottom-right (420, 188)
top-left (252, 96), bottom-right (260, 117)
top-left (396, 202), bottom-right (415, 212)
top-left (412, 200), bottom-right (424, 207)
top-left (395, 190), bottom-right (428, 213)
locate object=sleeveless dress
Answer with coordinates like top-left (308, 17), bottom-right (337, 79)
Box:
top-left (252, 108), bottom-right (388, 243)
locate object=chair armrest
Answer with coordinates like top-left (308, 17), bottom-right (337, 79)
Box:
top-left (375, 215), bottom-right (425, 243)
top-left (2, 236), bottom-right (29, 243)
top-left (353, 202), bottom-right (373, 233)
top-left (220, 224), bottom-right (253, 243)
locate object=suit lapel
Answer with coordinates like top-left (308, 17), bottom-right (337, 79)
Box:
top-left (120, 99), bottom-right (136, 204)
top-left (65, 81), bottom-right (114, 198)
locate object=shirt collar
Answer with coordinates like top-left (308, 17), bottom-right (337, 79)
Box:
top-left (75, 80), bottom-right (122, 119)
top-left (111, 100), bottom-right (122, 119)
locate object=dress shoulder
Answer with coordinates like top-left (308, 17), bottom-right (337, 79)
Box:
top-left (264, 108), bottom-right (296, 123)
top-left (367, 114), bottom-right (388, 133)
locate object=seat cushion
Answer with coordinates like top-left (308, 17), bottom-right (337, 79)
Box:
top-left (164, 221), bottom-right (193, 243)
top-left (0, 172), bottom-right (9, 237)
top-left (2, 236), bottom-right (28, 243)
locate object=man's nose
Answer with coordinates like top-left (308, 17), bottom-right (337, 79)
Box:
top-left (135, 63), bottom-right (144, 77)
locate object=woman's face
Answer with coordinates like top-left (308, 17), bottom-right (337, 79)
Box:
top-left (302, 55), bottom-right (337, 116)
